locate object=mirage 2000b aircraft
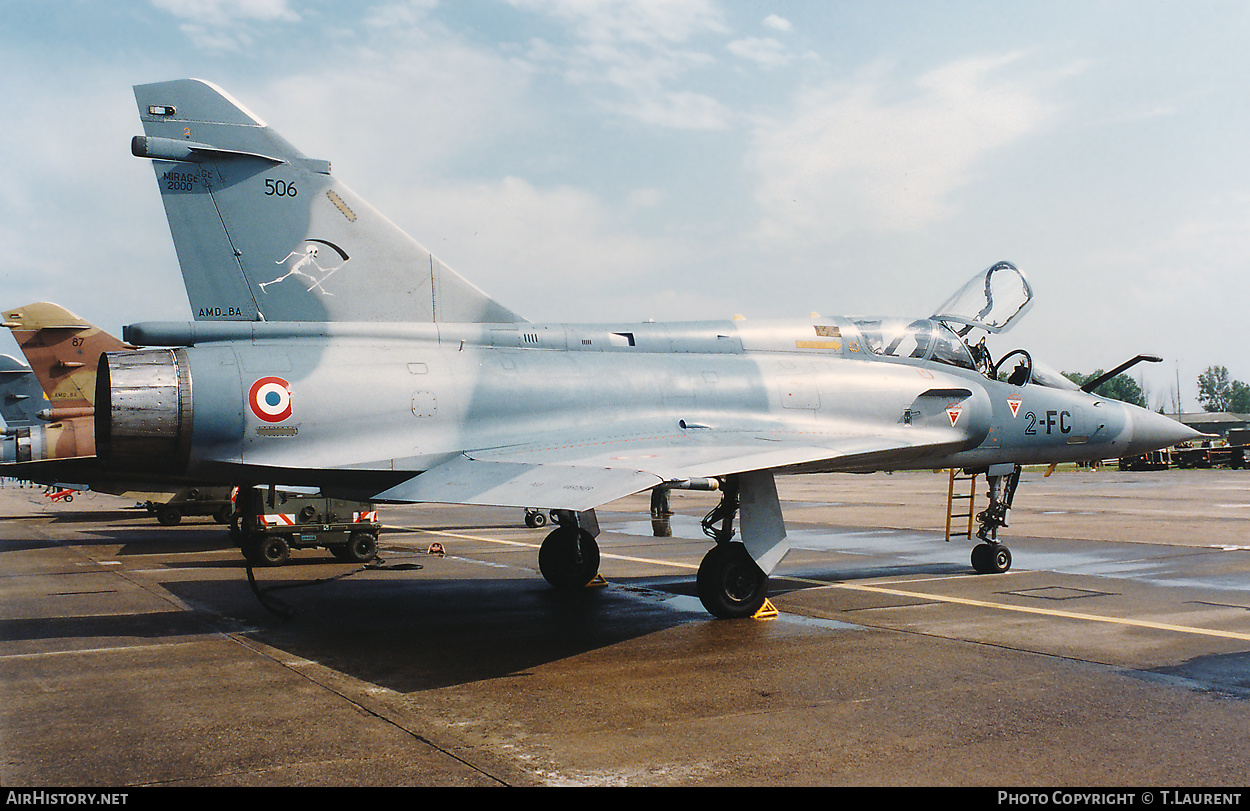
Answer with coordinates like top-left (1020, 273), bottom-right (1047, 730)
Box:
top-left (100, 79), bottom-right (1200, 619)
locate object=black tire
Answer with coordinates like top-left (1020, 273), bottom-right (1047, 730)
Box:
top-left (213, 505), bottom-right (232, 524)
top-left (338, 531), bottom-right (378, 563)
top-left (696, 543), bottom-right (769, 619)
top-left (989, 544), bottom-right (1012, 573)
top-left (156, 507), bottom-right (182, 526)
top-left (972, 542), bottom-right (1011, 574)
top-left (255, 536), bottom-right (290, 567)
top-left (538, 526), bottom-right (600, 589)
top-left (531, 511), bottom-right (547, 527)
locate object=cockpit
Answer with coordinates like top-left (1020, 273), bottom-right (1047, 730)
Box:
top-left (927, 261), bottom-right (1080, 391)
top-left (849, 261), bottom-right (1082, 392)
top-left (852, 317), bottom-right (978, 371)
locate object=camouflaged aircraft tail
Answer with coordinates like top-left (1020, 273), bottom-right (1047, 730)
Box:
top-left (1, 303), bottom-right (127, 412)
top-left (132, 79), bottom-right (524, 324)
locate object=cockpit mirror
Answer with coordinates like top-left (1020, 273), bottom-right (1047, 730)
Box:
top-left (931, 261), bottom-right (1034, 336)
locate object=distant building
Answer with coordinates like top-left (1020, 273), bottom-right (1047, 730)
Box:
top-left (1173, 412), bottom-right (1250, 439)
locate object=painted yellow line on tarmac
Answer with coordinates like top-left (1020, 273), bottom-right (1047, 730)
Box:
top-left (394, 525), bottom-right (700, 570)
top-left (396, 526), bottom-right (541, 550)
top-left (397, 525), bottom-right (1250, 642)
top-left (819, 581), bottom-right (1250, 643)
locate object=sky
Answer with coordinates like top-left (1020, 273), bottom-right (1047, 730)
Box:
top-left (1, 0), bottom-right (1246, 413)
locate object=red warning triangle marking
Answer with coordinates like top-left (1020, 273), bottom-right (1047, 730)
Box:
top-left (1007, 395), bottom-right (1022, 418)
top-left (946, 403), bottom-right (962, 426)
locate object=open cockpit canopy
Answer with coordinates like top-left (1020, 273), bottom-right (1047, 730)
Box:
top-left (931, 261), bottom-right (1033, 336)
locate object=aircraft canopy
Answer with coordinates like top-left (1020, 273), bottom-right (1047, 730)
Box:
top-left (931, 261), bottom-right (1033, 335)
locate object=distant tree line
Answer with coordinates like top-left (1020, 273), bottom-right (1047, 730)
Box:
top-left (1197, 365), bottom-right (1250, 413)
top-left (1060, 365), bottom-right (1248, 414)
top-left (1061, 370), bottom-right (1147, 408)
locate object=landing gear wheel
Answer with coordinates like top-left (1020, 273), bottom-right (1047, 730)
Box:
top-left (971, 542), bottom-right (1012, 574)
top-left (697, 543), bottom-right (769, 619)
top-left (248, 536), bottom-right (290, 567)
top-left (524, 509), bottom-right (547, 528)
top-left (538, 526), bottom-right (600, 589)
top-left (156, 506), bottom-right (182, 526)
top-left (332, 531), bottom-right (378, 563)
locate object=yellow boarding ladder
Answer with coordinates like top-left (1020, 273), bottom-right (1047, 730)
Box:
top-left (945, 469), bottom-right (978, 542)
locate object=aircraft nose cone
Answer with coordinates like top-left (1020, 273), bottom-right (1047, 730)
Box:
top-left (1125, 408), bottom-right (1205, 455)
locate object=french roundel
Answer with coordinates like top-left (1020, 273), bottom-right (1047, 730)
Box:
top-left (249, 376), bottom-right (293, 422)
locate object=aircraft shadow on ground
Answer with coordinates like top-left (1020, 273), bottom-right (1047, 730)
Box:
top-left (0, 610), bottom-right (228, 645)
top-left (1142, 651), bottom-right (1250, 699)
top-left (187, 558), bottom-right (973, 693)
top-left (3, 515), bottom-right (979, 694)
top-left (0, 509), bottom-right (141, 525)
top-left (162, 573), bottom-right (699, 693)
top-left (0, 522), bottom-right (232, 555)
top-left (63, 525), bottom-right (236, 557)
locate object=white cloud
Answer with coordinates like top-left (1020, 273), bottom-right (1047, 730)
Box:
top-left (389, 176), bottom-right (690, 317)
top-left (763, 14), bottom-right (791, 33)
top-left (511, 0), bottom-right (728, 45)
top-left (361, 0), bottom-right (441, 29)
top-left (727, 36), bottom-right (790, 68)
top-left (617, 88), bottom-right (729, 130)
top-left (150, 0), bottom-right (299, 24)
top-left (0, 69), bottom-right (189, 329)
top-left (510, 0), bottom-right (732, 129)
top-left (748, 53), bottom-right (1061, 242)
top-left (257, 42), bottom-right (533, 178)
top-left (1088, 194), bottom-right (1250, 384)
top-left (627, 187), bottom-right (666, 208)
top-left (151, 0), bottom-right (300, 50)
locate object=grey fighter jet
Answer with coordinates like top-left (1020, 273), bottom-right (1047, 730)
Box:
top-left (0, 355), bottom-right (47, 462)
top-left (102, 79), bottom-right (1200, 618)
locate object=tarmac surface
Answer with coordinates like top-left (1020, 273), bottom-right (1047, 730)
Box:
top-left (1, 468), bottom-right (1248, 787)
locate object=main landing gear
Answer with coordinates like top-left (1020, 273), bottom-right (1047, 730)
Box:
top-left (697, 542), bottom-right (769, 619)
top-left (538, 509), bottom-right (601, 590)
top-left (970, 463), bottom-right (1021, 574)
top-left (696, 475), bottom-right (775, 619)
top-left (536, 472), bottom-right (787, 620)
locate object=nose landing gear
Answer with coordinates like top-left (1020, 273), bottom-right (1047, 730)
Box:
top-left (971, 463), bottom-right (1020, 574)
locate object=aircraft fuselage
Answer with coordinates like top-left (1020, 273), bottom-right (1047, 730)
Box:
top-left (98, 315), bottom-right (1175, 503)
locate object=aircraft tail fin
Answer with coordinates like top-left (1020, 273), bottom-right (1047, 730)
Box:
top-left (132, 79), bottom-right (524, 324)
top-left (0, 354), bottom-right (47, 426)
top-left (1, 303), bottom-right (127, 411)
